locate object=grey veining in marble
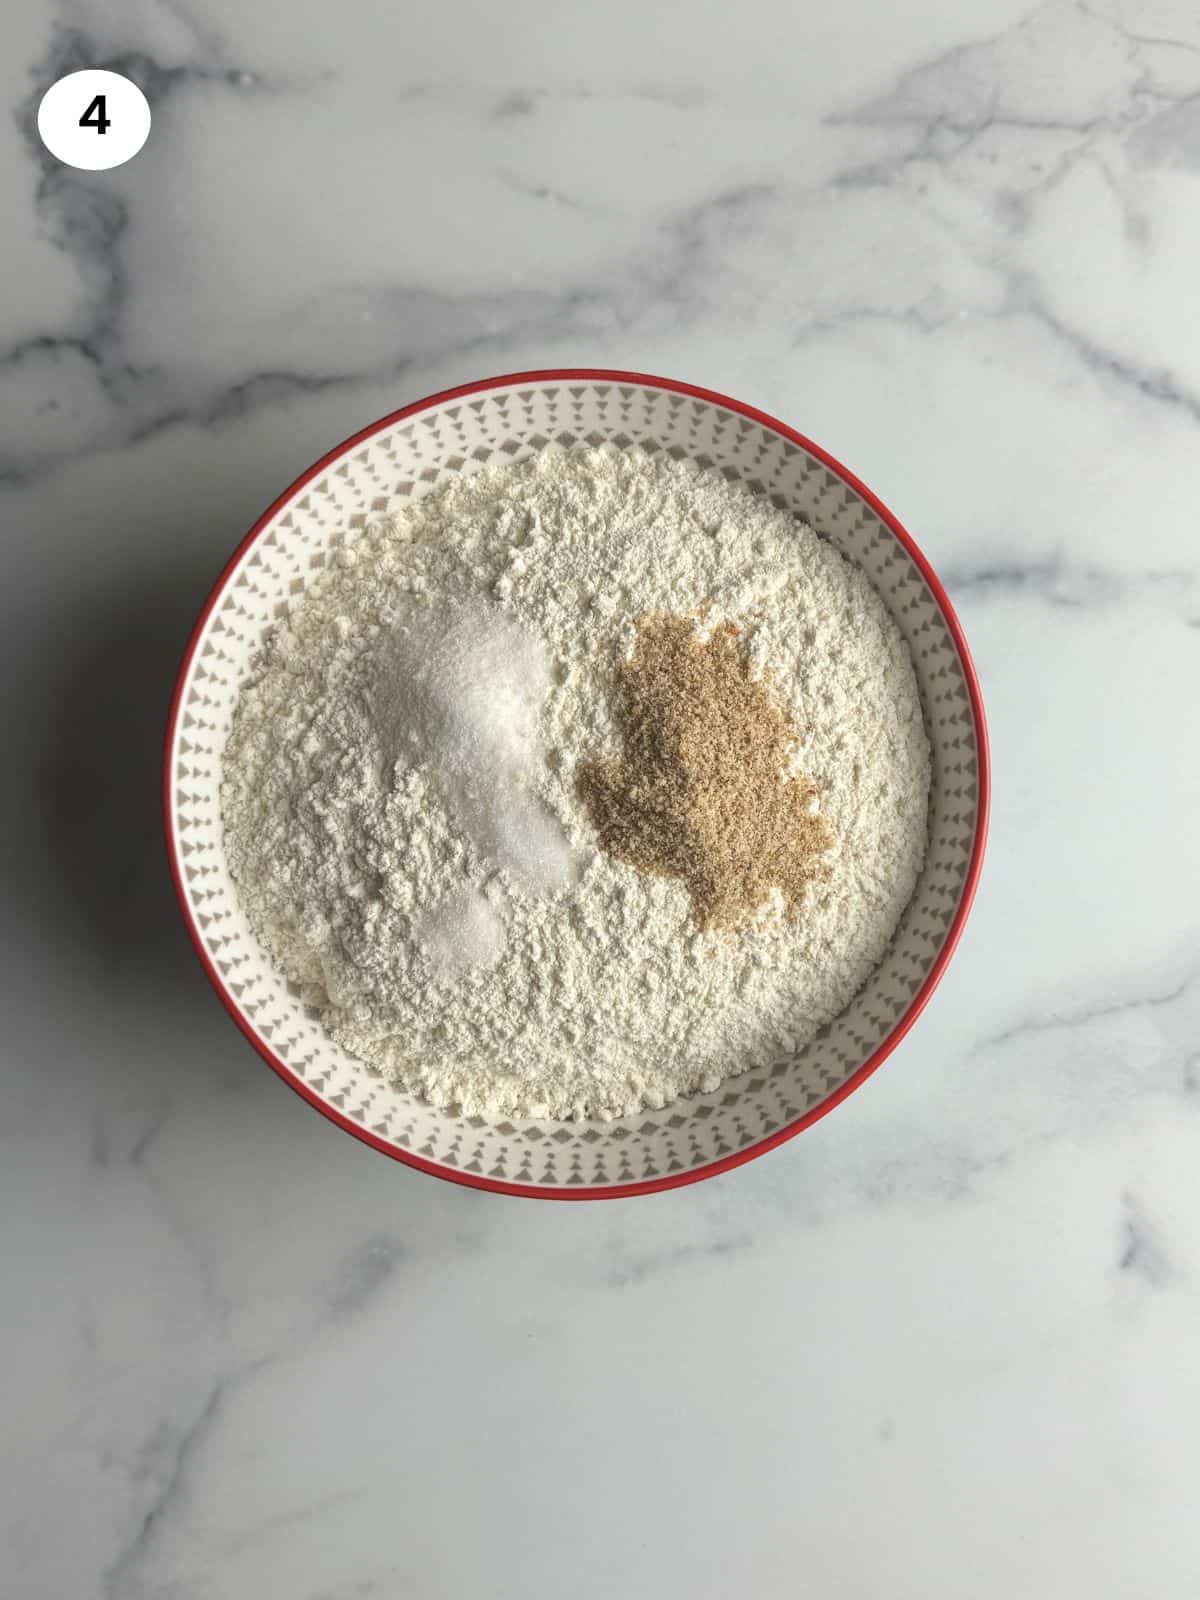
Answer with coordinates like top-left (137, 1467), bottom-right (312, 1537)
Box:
top-left (3, 1), bottom-right (1200, 1596)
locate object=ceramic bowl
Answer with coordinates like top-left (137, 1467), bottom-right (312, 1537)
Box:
top-left (165, 370), bottom-right (988, 1197)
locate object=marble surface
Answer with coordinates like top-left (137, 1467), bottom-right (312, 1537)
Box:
top-left (4, 0), bottom-right (1200, 1594)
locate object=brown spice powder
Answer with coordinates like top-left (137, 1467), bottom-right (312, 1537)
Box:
top-left (577, 615), bottom-right (833, 931)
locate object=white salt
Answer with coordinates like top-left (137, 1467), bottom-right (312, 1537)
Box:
top-left (367, 604), bottom-right (574, 891)
top-left (418, 887), bottom-right (506, 975)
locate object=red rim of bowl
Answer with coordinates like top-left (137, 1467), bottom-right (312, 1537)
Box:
top-left (163, 368), bottom-right (990, 1200)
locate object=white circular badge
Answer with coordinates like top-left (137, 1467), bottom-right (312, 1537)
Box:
top-left (37, 70), bottom-right (151, 171)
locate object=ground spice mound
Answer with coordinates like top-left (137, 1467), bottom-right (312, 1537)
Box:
top-left (578, 615), bottom-right (834, 931)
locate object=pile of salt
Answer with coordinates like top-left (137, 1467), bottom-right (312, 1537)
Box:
top-left (367, 604), bottom-right (574, 971)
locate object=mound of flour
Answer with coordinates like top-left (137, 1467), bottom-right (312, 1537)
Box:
top-left (221, 445), bottom-right (930, 1120)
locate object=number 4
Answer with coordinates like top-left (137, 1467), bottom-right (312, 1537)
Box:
top-left (80, 94), bottom-right (111, 134)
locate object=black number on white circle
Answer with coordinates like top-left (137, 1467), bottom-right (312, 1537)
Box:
top-left (79, 94), bottom-right (111, 135)
top-left (38, 71), bottom-right (149, 170)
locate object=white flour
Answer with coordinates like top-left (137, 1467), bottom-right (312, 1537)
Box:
top-left (221, 446), bottom-right (930, 1120)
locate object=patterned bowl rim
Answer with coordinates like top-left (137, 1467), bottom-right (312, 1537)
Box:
top-left (163, 368), bottom-right (990, 1200)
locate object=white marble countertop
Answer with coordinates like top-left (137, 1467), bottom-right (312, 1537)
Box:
top-left (4, 1), bottom-right (1200, 1595)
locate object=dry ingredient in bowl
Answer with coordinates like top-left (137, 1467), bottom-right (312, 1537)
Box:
top-left (578, 614), bottom-right (833, 931)
top-left (221, 445), bottom-right (930, 1121)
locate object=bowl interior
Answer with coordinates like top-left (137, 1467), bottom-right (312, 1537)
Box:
top-left (166, 374), bottom-right (985, 1195)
